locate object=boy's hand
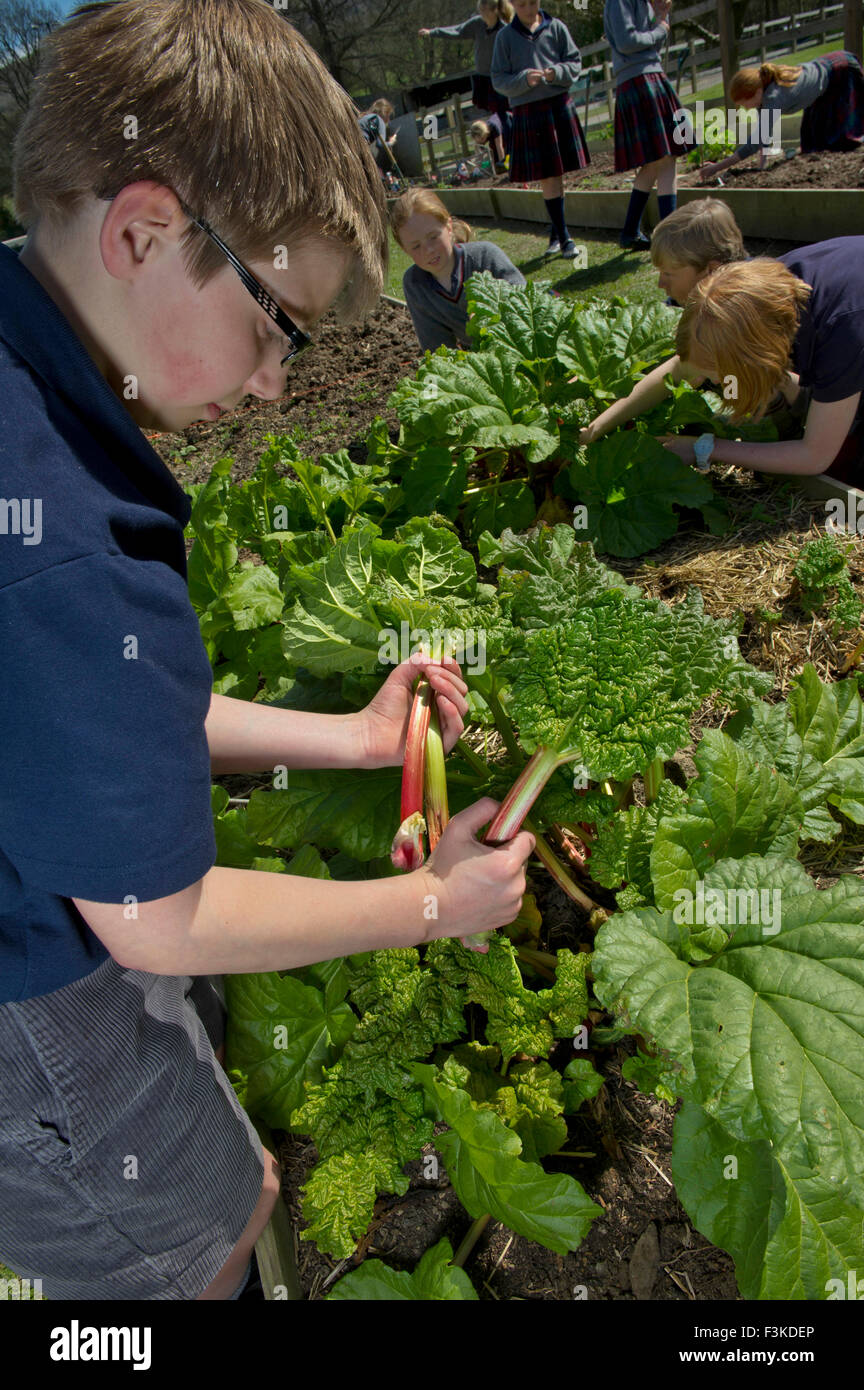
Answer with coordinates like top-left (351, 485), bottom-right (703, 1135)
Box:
top-left (419, 799), bottom-right (535, 945)
top-left (357, 653), bottom-right (468, 767)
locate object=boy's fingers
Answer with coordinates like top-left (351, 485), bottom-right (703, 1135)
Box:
top-left (448, 797), bottom-right (500, 837)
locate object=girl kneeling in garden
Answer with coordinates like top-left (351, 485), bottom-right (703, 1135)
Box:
top-left (580, 237), bottom-right (864, 480)
top-left (393, 188), bottom-right (525, 353)
top-left (701, 51), bottom-right (864, 181)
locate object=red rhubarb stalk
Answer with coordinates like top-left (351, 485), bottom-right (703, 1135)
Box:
top-left (390, 679), bottom-right (432, 872)
top-left (460, 743), bottom-right (578, 950)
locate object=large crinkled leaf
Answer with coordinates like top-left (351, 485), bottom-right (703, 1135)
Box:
top-left (281, 519), bottom-right (483, 676)
top-left (593, 854), bottom-right (864, 1298)
top-left (787, 664), bottom-right (864, 825)
top-left (412, 1064), bottom-right (600, 1255)
top-left (651, 730), bottom-right (805, 914)
top-left (326, 1237), bottom-right (478, 1301)
top-left (479, 526), bottom-right (641, 628)
top-left (465, 273), bottom-right (574, 371)
top-left (506, 593), bottom-right (769, 779)
top-left (559, 430), bottom-right (716, 558)
top-left (390, 350), bottom-right (560, 463)
top-left (555, 301), bottom-right (679, 401)
top-left (428, 936), bottom-right (589, 1068)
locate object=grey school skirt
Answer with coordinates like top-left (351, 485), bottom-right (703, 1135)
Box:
top-left (0, 958), bottom-right (265, 1300)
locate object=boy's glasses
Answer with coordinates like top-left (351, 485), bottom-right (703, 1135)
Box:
top-left (187, 214), bottom-right (312, 366)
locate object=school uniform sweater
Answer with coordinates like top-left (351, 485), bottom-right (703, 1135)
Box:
top-left (403, 242), bottom-right (526, 353)
top-left (734, 58), bottom-right (833, 158)
top-left (427, 15), bottom-right (505, 75)
top-left (603, 0), bottom-right (667, 88)
top-left (491, 12), bottom-right (582, 108)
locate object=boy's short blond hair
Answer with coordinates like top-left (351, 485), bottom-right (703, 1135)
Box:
top-left (651, 199), bottom-right (746, 271)
top-left (676, 259), bottom-right (811, 420)
top-left (14, 0), bottom-right (388, 318)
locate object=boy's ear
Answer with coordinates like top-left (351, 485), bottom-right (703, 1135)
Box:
top-left (99, 182), bottom-right (186, 278)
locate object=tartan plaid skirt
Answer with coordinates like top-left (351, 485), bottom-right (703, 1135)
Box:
top-left (509, 92), bottom-right (589, 182)
top-left (613, 71), bottom-right (696, 171)
top-left (800, 51), bottom-right (864, 152)
top-left (472, 73), bottom-right (510, 121)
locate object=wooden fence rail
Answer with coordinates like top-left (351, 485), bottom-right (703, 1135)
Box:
top-left (415, 1), bottom-right (847, 172)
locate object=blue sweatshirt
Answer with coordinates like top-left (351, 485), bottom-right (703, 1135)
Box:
top-left (491, 11), bottom-right (582, 108)
top-left (427, 14), bottom-right (505, 75)
top-left (603, 0), bottom-right (668, 88)
top-left (403, 244), bottom-right (526, 353)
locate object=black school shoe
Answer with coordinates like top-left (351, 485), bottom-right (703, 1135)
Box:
top-left (619, 232), bottom-right (651, 251)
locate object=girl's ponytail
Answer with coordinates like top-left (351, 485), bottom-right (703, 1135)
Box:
top-left (758, 61), bottom-right (802, 88)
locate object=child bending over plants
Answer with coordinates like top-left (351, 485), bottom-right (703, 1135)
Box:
top-left (580, 237), bottom-right (864, 481)
top-left (0, 0), bottom-right (535, 1304)
top-left (393, 187), bottom-right (525, 352)
top-left (699, 51), bottom-right (864, 182)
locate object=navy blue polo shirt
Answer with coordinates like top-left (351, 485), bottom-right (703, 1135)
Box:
top-left (0, 243), bottom-right (216, 1004)
top-left (778, 237), bottom-right (864, 407)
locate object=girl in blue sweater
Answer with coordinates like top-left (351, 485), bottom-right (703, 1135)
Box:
top-left (491, 0), bottom-right (588, 259)
top-left (420, 0), bottom-right (514, 120)
top-left (604, 0), bottom-right (695, 249)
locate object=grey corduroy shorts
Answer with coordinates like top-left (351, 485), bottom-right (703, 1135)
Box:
top-left (0, 958), bottom-right (265, 1300)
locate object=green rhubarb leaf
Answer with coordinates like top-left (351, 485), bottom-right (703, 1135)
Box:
top-left (558, 430), bottom-right (714, 558)
top-left (465, 273), bottom-right (573, 368)
top-left (726, 696), bottom-right (839, 843)
top-left (298, 1149), bottom-right (407, 1260)
top-left (247, 767), bottom-right (401, 860)
top-left (621, 1048), bottom-right (681, 1104)
top-left (591, 781), bottom-right (688, 904)
top-left (326, 1237), bottom-right (478, 1300)
top-left (461, 479), bottom-right (536, 543)
top-left (561, 1057), bottom-right (604, 1112)
top-left (480, 526), bottom-right (641, 629)
top-left (427, 936), bottom-right (589, 1069)
top-left (787, 664), bottom-right (864, 825)
top-left (390, 348), bottom-right (560, 463)
top-left (506, 593), bottom-right (769, 781)
top-left (412, 1064), bottom-right (600, 1254)
top-left (224, 971), bottom-right (357, 1131)
top-left (441, 1045), bottom-right (568, 1163)
top-left (651, 730), bottom-right (805, 913)
top-left (555, 301), bottom-right (679, 401)
top-left (593, 853), bottom-right (864, 1298)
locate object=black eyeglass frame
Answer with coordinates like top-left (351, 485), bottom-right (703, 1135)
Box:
top-left (187, 214), bottom-right (312, 367)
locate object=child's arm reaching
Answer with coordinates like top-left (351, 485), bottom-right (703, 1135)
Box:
top-left (73, 799), bottom-right (535, 974)
top-left (205, 655), bottom-right (467, 774)
top-left (577, 354), bottom-right (698, 443)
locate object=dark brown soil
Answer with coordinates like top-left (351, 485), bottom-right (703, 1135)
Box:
top-left (279, 929), bottom-right (740, 1304)
top-left (439, 145), bottom-right (864, 192)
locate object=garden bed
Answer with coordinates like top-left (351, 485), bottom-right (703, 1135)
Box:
top-left (434, 147), bottom-right (864, 192)
top-left (163, 280), bottom-right (864, 1303)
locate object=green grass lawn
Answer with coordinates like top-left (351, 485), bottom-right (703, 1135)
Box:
top-left (387, 219), bottom-right (666, 310)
